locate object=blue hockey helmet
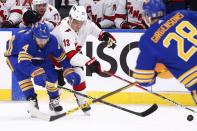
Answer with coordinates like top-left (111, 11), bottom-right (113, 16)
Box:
top-left (32, 22), bottom-right (50, 39)
top-left (143, 0), bottom-right (166, 19)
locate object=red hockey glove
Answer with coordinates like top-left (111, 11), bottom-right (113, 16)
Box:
top-left (121, 22), bottom-right (132, 29)
top-left (121, 21), bottom-right (148, 29)
top-left (99, 31), bottom-right (116, 49)
top-left (85, 57), bottom-right (101, 74)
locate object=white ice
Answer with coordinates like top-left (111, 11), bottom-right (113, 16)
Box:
top-left (0, 101), bottom-right (196, 131)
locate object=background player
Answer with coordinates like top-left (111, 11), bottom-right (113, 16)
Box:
top-left (133, 0), bottom-right (197, 105)
top-left (114, 0), bottom-right (148, 29)
top-left (5, 23), bottom-right (81, 115)
top-left (79, 0), bottom-right (117, 29)
top-left (0, 0), bottom-right (23, 28)
top-left (20, 0), bottom-right (61, 29)
top-left (51, 5), bottom-right (116, 114)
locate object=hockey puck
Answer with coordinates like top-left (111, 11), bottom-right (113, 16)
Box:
top-left (187, 115), bottom-right (194, 121)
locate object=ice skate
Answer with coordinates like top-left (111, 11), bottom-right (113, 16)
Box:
top-left (49, 96), bottom-right (63, 112)
top-left (27, 96), bottom-right (39, 118)
top-left (74, 94), bottom-right (91, 116)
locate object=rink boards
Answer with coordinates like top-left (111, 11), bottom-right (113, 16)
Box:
top-left (0, 28), bottom-right (195, 106)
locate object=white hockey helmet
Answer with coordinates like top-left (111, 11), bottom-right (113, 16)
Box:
top-left (33, 0), bottom-right (47, 5)
top-left (69, 5), bottom-right (87, 22)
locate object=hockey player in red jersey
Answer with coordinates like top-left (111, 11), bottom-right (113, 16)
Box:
top-left (0, 0), bottom-right (23, 28)
top-left (133, 0), bottom-right (197, 105)
top-left (51, 5), bottom-right (116, 114)
top-left (79, 0), bottom-right (117, 29)
top-left (115, 0), bottom-right (148, 29)
top-left (19, 0), bottom-right (61, 29)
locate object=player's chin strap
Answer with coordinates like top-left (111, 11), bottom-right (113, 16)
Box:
top-left (103, 70), bottom-right (197, 115)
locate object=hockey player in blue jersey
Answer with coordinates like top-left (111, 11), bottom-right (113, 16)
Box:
top-left (133, 0), bottom-right (197, 105)
top-left (5, 22), bottom-right (81, 113)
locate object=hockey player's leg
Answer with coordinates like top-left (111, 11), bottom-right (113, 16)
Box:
top-left (74, 88), bottom-right (91, 114)
top-left (17, 77), bottom-right (39, 116)
top-left (7, 56), bottom-right (39, 116)
top-left (73, 67), bottom-right (91, 114)
top-left (44, 66), bottom-right (63, 112)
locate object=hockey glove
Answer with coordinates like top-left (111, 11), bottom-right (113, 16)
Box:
top-left (23, 10), bottom-right (41, 26)
top-left (2, 20), bottom-right (13, 28)
top-left (85, 57), bottom-right (101, 74)
top-left (121, 21), bottom-right (147, 29)
top-left (99, 31), bottom-right (116, 49)
top-left (121, 22), bottom-right (132, 29)
top-left (31, 68), bottom-right (47, 87)
top-left (63, 68), bottom-right (81, 87)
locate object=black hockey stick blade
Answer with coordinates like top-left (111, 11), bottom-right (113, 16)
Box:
top-left (49, 113), bottom-right (67, 121)
top-left (139, 104), bottom-right (158, 117)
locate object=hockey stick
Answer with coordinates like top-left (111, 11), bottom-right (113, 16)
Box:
top-left (104, 70), bottom-right (197, 114)
top-left (49, 83), bottom-right (137, 121)
top-left (27, 104), bottom-right (51, 121)
top-left (58, 86), bottom-right (158, 117)
top-left (28, 0), bottom-right (33, 11)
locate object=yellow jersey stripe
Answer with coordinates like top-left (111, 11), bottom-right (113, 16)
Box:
top-left (5, 35), bottom-right (15, 56)
top-left (135, 79), bottom-right (154, 83)
top-left (22, 86), bottom-right (34, 92)
top-left (31, 68), bottom-right (45, 77)
top-left (46, 87), bottom-right (58, 92)
top-left (133, 73), bottom-right (155, 79)
top-left (46, 81), bottom-right (56, 87)
top-left (178, 66), bottom-right (197, 81)
top-left (6, 58), bottom-right (14, 72)
top-left (46, 86), bottom-right (57, 90)
top-left (20, 82), bottom-right (33, 89)
top-left (18, 58), bottom-right (32, 63)
top-left (55, 52), bottom-right (67, 62)
top-left (134, 69), bottom-right (155, 74)
top-left (19, 79), bottom-right (31, 85)
top-left (182, 72), bottom-right (197, 85)
top-left (186, 78), bottom-right (197, 88)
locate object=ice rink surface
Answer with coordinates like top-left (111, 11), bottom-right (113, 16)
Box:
top-left (0, 101), bottom-right (196, 131)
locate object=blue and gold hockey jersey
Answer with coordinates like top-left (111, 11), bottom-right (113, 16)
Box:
top-left (5, 29), bottom-right (70, 77)
top-left (133, 10), bottom-right (197, 90)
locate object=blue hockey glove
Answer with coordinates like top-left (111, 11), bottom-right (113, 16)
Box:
top-left (31, 68), bottom-right (47, 87)
top-left (63, 68), bottom-right (81, 87)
